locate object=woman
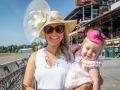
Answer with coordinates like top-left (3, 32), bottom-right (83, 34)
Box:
top-left (23, 10), bottom-right (77, 89)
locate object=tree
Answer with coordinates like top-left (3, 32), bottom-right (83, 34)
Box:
top-left (0, 41), bottom-right (44, 53)
top-left (7, 45), bottom-right (12, 53)
top-left (39, 41), bottom-right (43, 45)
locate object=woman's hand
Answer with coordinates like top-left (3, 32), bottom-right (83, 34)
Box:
top-left (70, 44), bottom-right (81, 54)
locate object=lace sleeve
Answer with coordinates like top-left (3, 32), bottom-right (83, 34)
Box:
top-left (82, 59), bottom-right (103, 68)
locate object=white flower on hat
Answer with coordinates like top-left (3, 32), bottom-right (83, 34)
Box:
top-left (28, 10), bottom-right (48, 29)
top-left (23, 0), bottom-right (76, 43)
top-left (23, 0), bottom-right (51, 43)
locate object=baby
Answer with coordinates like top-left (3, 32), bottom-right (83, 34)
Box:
top-left (65, 29), bottom-right (106, 90)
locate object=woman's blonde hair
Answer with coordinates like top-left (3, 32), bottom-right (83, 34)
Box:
top-left (57, 23), bottom-right (71, 61)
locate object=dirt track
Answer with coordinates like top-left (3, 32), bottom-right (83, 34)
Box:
top-left (0, 53), bottom-right (28, 64)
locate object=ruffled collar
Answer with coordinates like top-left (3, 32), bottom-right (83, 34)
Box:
top-left (39, 48), bottom-right (66, 69)
top-left (75, 56), bottom-right (102, 68)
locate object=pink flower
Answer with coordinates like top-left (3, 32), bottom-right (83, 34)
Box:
top-left (87, 30), bottom-right (106, 45)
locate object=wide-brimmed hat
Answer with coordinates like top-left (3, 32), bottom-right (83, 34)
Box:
top-left (39, 11), bottom-right (77, 38)
top-left (23, 0), bottom-right (77, 43)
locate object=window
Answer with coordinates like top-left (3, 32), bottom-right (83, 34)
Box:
top-left (93, 14), bottom-right (99, 18)
top-left (92, 9), bottom-right (99, 13)
top-left (92, 9), bottom-right (99, 18)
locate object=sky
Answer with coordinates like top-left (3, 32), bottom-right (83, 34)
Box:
top-left (0, 0), bottom-right (76, 47)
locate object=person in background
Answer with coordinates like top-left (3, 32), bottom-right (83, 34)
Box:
top-left (102, 49), bottom-right (105, 56)
top-left (65, 30), bottom-right (106, 90)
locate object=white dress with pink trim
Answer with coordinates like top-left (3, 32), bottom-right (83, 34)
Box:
top-left (65, 49), bottom-right (102, 90)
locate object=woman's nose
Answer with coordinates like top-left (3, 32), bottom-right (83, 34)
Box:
top-left (52, 29), bottom-right (57, 34)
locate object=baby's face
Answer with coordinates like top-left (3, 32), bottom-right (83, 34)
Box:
top-left (81, 39), bottom-right (101, 61)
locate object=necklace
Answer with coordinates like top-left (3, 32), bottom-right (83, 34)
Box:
top-left (44, 48), bottom-right (59, 67)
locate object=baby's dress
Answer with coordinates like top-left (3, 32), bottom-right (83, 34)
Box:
top-left (65, 50), bottom-right (102, 90)
top-left (34, 48), bottom-right (74, 89)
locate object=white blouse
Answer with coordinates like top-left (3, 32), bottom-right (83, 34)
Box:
top-left (34, 48), bottom-right (74, 89)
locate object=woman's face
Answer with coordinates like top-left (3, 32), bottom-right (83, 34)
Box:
top-left (43, 23), bottom-right (65, 47)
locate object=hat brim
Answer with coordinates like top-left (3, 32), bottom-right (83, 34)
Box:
top-left (39, 19), bottom-right (77, 38)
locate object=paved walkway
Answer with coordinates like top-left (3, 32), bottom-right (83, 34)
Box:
top-left (100, 56), bottom-right (120, 90)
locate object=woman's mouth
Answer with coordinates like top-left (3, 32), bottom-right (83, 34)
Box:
top-left (50, 36), bottom-right (59, 40)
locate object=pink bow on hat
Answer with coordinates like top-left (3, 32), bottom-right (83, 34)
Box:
top-left (87, 30), bottom-right (106, 45)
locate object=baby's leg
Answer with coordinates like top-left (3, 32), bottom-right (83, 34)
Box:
top-left (74, 82), bottom-right (92, 90)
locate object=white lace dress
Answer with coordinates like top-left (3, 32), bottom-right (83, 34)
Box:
top-left (34, 48), bottom-right (74, 89)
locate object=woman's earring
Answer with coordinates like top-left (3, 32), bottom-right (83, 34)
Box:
top-left (62, 38), bottom-right (65, 44)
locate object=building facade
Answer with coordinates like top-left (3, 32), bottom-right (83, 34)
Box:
top-left (65, 0), bottom-right (120, 45)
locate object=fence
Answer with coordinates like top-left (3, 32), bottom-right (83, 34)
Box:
top-left (0, 57), bottom-right (28, 90)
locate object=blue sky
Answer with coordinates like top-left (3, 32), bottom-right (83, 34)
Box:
top-left (0, 0), bottom-right (76, 46)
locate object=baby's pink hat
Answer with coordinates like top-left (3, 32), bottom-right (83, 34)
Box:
top-left (87, 30), bottom-right (106, 45)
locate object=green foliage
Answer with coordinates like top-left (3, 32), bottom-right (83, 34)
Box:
top-left (0, 41), bottom-right (44, 53)
top-left (39, 41), bottom-right (43, 45)
top-left (15, 49), bottom-right (19, 53)
top-left (33, 45), bottom-right (38, 51)
top-left (0, 50), bottom-right (7, 53)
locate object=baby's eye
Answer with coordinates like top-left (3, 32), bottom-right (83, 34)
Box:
top-left (92, 50), bottom-right (96, 54)
top-left (86, 47), bottom-right (89, 50)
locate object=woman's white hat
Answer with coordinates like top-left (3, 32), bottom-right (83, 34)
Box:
top-left (39, 11), bottom-right (77, 38)
top-left (23, 0), bottom-right (77, 43)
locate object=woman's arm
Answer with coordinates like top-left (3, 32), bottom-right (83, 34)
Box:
top-left (89, 67), bottom-right (100, 90)
top-left (23, 52), bottom-right (37, 88)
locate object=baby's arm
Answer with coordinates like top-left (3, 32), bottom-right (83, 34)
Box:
top-left (88, 67), bottom-right (100, 90)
